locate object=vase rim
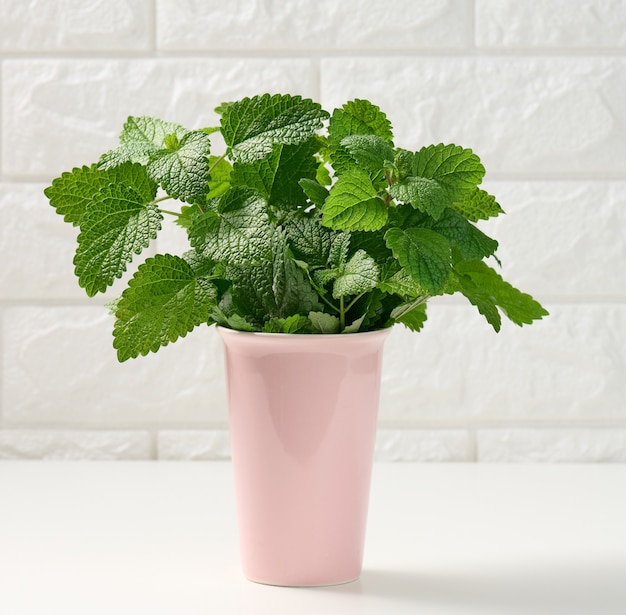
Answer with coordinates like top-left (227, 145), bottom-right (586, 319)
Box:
top-left (215, 325), bottom-right (393, 339)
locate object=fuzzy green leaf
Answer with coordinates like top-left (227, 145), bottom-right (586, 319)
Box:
top-left (286, 215), bottom-right (333, 266)
top-left (333, 249), bottom-right (379, 299)
top-left (452, 187), bottom-right (505, 222)
top-left (322, 169), bottom-right (388, 231)
top-left (112, 254), bottom-right (218, 361)
top-left (309, 311), bottom-right (340, 334)
top-left (411, 144), bottom-right (485, 202)
top-left (230, 139), bottom-right (318, 207)
top-left (427, 208), bottom-right (498, 261)
top-left (220, 94), bottom-right (328, 163)
top-left (389, 177), bottom-right (448, 220)
top-left (299, 178), bottom-right (329, 207)
top-left (263, 314), bottom-right (311, 333)
top-left (45, 163), bottom-right (157, 227)
top-left (188, 190), bottom-right (272, 265)
top-left (98, 116), bottom-right (189, 168)
top-left (340, 134), bottom-right (395, 174)
top-left (385, 227), bottom-right (451, 295)
top-left (74, 183), bottom-right (163, 296)
top-left (454, 260), bottom-right (549, 331)
top-left (395, 302), bottom-right (428, 332)
top-left (207, 156), bottom-right (232, 199)
top-left (328, 99), bottom-right (393, 173)
top-left (146, 131), bottom-right (211, 204)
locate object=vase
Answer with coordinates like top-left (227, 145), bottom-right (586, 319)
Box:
top-left (217, 327), bottom-right (390, 587)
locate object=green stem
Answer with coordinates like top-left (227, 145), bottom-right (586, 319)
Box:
top-left (159, 208), bottom-right (182, 218)
top-left (345, 291), bottom-right (367, 314)
top-left (208, 152), bottom-right (227, 175)
top-left (153, 195), bottom-right (174, 204)
top-left (339, 296), bottom-right (345, 330)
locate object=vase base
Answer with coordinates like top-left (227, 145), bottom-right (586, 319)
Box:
top-left (245, 575), bottom-right (360, 588)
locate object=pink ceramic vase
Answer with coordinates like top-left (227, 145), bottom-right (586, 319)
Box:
top-left (218, 327), bottom-right (390, 587)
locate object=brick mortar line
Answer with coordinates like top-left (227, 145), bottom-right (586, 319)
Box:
top-left (1, 49), bottom-right (626, 60)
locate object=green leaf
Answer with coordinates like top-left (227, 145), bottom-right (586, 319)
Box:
top-left (207, 155), bottom-right (232, 199)
top-left (384, 227), bottom-right (451, 295)
top-left (395, 302), bottom-right (428, 332)
top-left (211, 304), bottom-right (257, 332)
top-left (45, 163), bottom-right (157, 227)
top-left (452, 187), bottom-right (505, 222)
top-left (328, 232), bottom-right (351, 268)
top-left (333, 249), bottom-right (379, 299)
top-left (322, 169), bottom-right (388, 231)
top-left (389, 177), bottom-right (448, 220)
top-left (411, 144), bottom-right (485, 202)
top-left (263, 314), bottom-right (311, 333)
top-left (74, 183), bottom-right (163, 296)
top-left (220, 94), bottom-right (328, 163)
top-left (340, 134), bottom-right (395, 174)
top-left (379, 264), bottom-right (428, 298)
top-left (309, 311), bottom-right (340, 334)
top-left (112, 254), bottom-right (218, 361)
top-left (231, 139), bottom-right (318, 207)
top-left (98, 116), bottom-right (189, 168)
top-left (188, 189), bottom-right (273, 266)
top-left (427, 208), bottom-right (498, 261)
top-left (328, 99), bottom-right (393, 173)
top-left (146, 130), bottom-right (211, 204)
top-left (299, 178), bottom-right (329, 207)
top-left (286, 215), bottom-right (333, 266)
top-left (271, 230), bottom-right (320, 318)
top-left (454, 260), bottom-right (549, 331)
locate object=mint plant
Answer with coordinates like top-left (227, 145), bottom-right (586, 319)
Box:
top-left (45, 93), bottom-right (547, 361)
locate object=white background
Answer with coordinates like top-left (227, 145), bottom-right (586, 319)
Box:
top-left (0, 0), bottom-right (625, 461)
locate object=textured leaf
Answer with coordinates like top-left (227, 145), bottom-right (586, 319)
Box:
top-left (395, 302), bottom-right (428, 332)
top-left (452, 187), bottom-right (505, 222)
top-left (384, 227), bottom-right (451, 295)
top-left (206, 156), bottom-right (232, 199)
top-left (340, 134), bottom-right (395, 174)
top-left (411, 144), bottom-right (485, 202)
top-left (454, 260), bottom-right (549, 331)
top-left (328, 99), bottom-right (393, 172)
top-left (45, 163), bottom-right (156, 227)
top-left (226, 230), bottom-right (319, 323)
top-left (322, 169), bottom-right (388, 231)
top-left (389, 177), bottom-right (448, 220)
top-left (188, 190), bottom-right (272, 265)
top-left (333, 249), bottom-right (379, 299)
top-left (286, 215), bottom-right (333, 266)
top-left (271, 230), bottom-right (320, 318)
top-left (147, 131), bottom-right (211, 204)
top-left (112, 254), bottom-right (218, 361)
top-left (299, 178), bottom-right (329, 207)
top-left (427, 208), bottom-right (498, 261)
top-left (98, 116), bottom-right (188, 168)
top-left (263, 314), bottom-right (311, 333)
top-left (309, 311), bottom-right (340, 334)
top-left (231, 139), bottom-right (318, 207)
top-left (379, 265), bottom-right (428, 298)
top-left (74, 183), bottom-right (163, 296)
top-left (220, 94), bottom-right (328, 163)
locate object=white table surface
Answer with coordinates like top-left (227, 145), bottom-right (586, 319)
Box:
top-left (1, 462), bottom-right (625, 615)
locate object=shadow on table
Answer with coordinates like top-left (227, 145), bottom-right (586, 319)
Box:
top-left (317, 557), bottom-right (626, 614)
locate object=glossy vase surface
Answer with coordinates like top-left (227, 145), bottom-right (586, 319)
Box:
top-left (217, 327), bottom-right (389, 587)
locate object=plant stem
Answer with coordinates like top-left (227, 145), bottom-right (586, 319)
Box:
top-left (153, 195), bottom-right (174, 204)
top-left (339, 296), bottom-right (345, 330)
top-left (208, 153), bottom-right (227, 175)
top-left (159, 208), bottom-right (182, 218)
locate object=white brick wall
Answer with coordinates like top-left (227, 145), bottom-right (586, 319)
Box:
top-left (1, 0), bottom-right (625, 462)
